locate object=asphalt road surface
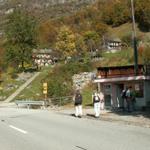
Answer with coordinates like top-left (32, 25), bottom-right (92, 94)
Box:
top-left (0, 108), bottom-right (150, 150)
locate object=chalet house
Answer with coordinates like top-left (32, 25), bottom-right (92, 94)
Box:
top-left (32, 49), bottom-right (54, 67)
top-left (105, 38), bottom-right (126, 52)
top-left (94, 65), bottom-right (150, 109)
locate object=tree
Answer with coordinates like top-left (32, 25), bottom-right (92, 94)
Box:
top-left (38, 21), bottom-right (57, 47)
top-left (0, 47), bottom-right (4, 70)
top-left (75, 34), bottom-right (87, 54)
top-left (55, 25), bottom-right (76, 59)
top-left (101, 0), bottom-right (130, 27)
top-left (83, 30), bottom-right (100, 52)
top-left (142, 45), bottom-right (150, 64)
top-left (5, 9), bottom-right (37, 70)
top-left (93, 22), bottom-right (108, 38)
top-left (135, 0), bottom-right (150, 31)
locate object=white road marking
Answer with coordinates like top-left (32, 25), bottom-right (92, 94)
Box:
top-left (9, 125), bottom-right (28, 134)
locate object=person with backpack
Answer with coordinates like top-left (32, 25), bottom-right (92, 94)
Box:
top-left (121, 88), bottom-right (127, 111)
top-left (126, 86), bottom-right (132, 112)
top-left (131, 89), bottom-right (136, 111)
top-left (92, 91), bottom-right (101, 118)
top-left (74, 90), bottom-right (83, 118)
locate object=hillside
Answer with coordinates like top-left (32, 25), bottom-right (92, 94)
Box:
top-left (0, 0), bottom-right (96, 34)
top-left (109, 23), bottom-right (150, 42)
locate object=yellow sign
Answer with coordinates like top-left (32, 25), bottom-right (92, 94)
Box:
top-left (43, 82), bottom-right (48, 94)
top-left (43, 83), bottom-right (47, 88)
top-left (43, 90), bottom-right (47, 94)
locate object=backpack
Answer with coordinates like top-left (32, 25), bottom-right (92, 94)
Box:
top-left (75, 93), bottom-right (82, 105)
top-left (121, 90), bottom-right (127, 98)
top-left (94, 95), bottom-right (100, 103)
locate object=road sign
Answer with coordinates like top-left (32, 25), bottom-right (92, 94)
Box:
top-left (43, 82), bottom-right (48, 94)
top-left (43, 90), bottom-right (47, 94)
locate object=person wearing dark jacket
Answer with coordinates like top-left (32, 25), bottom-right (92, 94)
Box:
top-left (74, 90), bottom-right (82, 117)
top-left (121, 88), bottom-right (127, 111)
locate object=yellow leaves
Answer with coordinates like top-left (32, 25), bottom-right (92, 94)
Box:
top-left (55, 25), bottom-right (76, 58)
top-left (38, 20), bottom-right (57, 46)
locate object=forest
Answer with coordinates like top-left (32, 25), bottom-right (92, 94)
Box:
top-left (0, 0), bottom-right (150, 72)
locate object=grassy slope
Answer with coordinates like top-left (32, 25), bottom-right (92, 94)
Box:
top-left (16, 66), bottom-right (51, 100)
top-left (2, 23), bottom-right (149, 104)
top-left (108, 23), bottom-right (150, 41)
top-left (0, 73), bottom-right (24, 101)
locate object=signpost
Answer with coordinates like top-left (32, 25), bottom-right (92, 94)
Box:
top-left (131, 0), bottom-right (138, 75)
top-left (43, 82), bottom-right (48, 107)
top-left (43, 82), bottom-right (48, 95)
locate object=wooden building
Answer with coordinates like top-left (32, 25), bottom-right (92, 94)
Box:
top-left (32, 49), bottom-right (54, 67)
top-left (94, 65), bottom-right (150, 109)
top-left (106, 38), bottom-right (122, 51)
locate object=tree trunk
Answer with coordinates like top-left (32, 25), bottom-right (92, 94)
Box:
top-left (21, 61), bottom-right (25, 71)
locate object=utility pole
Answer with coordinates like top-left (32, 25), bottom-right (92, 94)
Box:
top-left (131, 0), bottom-right (138, 75)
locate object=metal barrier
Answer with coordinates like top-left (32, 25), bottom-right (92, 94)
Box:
top-left (48, 96), bottom-right (73, 106)
top-left (15, 96), bottom-right (73, 109)
top-left (15, 100), bottom-right (46, 109)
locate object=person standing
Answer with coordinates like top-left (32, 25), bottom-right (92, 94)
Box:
top-left (99, 91), bottom-right (104, 110)
top-left (131, 89), bottom-right (136, 111)
top-left (126, 86), bottom-right (132, 112)
top-left (74, 90), bottom-right (83, 118)
top-left (92, 92), bottom-right (100, 118)
top-left (121, 87), bottom-right (127, 111)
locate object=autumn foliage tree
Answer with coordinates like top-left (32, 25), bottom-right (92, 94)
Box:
top-left (142, 45), bottom-right (150, 64)
top-left (0, 47), bottom-right (4, 70)
top-left (83, 31), bottom-right (100, 52)
top-left (135, 0), bottom-right (150, 31)
top-left (101, 0), bottom-right (130, 27)
top-left (38, 21), bottom-right (57, 47)
top-left (55, 25), bottom-right (76, 59)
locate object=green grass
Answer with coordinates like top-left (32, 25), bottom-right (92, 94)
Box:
top-left (82, 82), bottom-right (97, 107)
top-left (109, 23), bottom-right (149, 40)
top-left (16, 66), bottom-right (52, 100)
top-left (98, 48), bottom-right (135, 67)
top-left (0, 73), bottom-right (24, 101)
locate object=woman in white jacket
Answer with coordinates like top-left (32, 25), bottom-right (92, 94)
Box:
top-left (92, 92), bottom-right (100, 118)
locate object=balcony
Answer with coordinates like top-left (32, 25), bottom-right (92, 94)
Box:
top-left (97, 65), bottom-right (150, 79)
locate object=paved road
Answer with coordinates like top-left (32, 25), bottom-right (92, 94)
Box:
top-left (0, 108), bottom-right (150, 150)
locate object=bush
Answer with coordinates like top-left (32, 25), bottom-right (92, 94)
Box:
top-left (142, 46), bottom-right (150, 64)
top-left (101, 0), bottom-right (130, 27)
top-left (7, 67), bottom-right (18, 79)
top-left (47, 76), bottom-right (73, 98)
top-left (46, 61), bottom-right (93, 104)
top-left (121, 32), bottom-right (132, 47)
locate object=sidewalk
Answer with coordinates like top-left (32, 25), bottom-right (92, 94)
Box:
top-left (1, 103), bottom-right (150, 128)
top-left (54, 107), bottom-right (150, 128)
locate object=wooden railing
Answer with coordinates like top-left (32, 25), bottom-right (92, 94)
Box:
top-left (97, 65), bottom-right (149, 78)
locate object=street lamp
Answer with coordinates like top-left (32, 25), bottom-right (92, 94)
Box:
top-left (131, 0), bottom-right (138, 75)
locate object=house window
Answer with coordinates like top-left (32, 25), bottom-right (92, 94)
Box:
top-left (104, 84), bottom-right (111, 94)
top-left (134, 82), bottom-right (144, 98)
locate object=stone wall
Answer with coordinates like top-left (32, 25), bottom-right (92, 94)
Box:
top-left (72, 72), bottom-right (95, 89)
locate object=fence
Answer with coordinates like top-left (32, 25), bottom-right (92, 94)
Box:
top-left (15, 96), bottom-right (74, 108)
top-left (48, 95), bottom-right (73, 106)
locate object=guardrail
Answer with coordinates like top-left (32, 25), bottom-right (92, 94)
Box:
top-left (15, 100), bottom-right (46, 109)
top-left (15, 96), bottom-right (74, 109)
top-left (48, 96), bottom-right (73, 106)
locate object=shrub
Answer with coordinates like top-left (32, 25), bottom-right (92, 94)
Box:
top-left (46, 61), bottom-right (93, 105)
